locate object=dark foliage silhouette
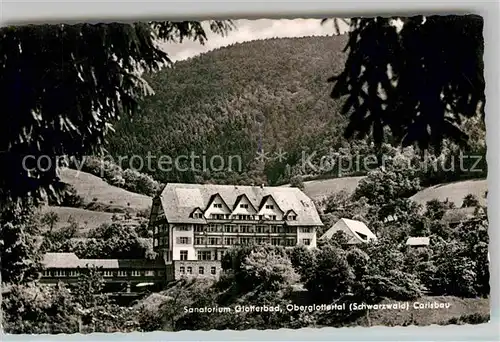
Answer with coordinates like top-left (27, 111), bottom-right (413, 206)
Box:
top-left (328, 15), bottom-right (484, 153)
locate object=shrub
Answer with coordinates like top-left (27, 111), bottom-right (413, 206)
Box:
top-left (443, 313), bottom-right (490, 325)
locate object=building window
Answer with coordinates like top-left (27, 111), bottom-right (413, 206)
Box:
top-left (118, 270), bottom-right (127, 277)
top-left (272, 215), bottom-right (277, 220)
top-left (208, 237), bottom-right (220, 245)
top-left (302, 239), bottom-right (311, 246)
top-left (187, 267), bottom-right (192, 274)
top-left (103, 270), bottom-right (114, 277)
top-left (178, 237), bottom-right (190, 244)
top-left (145, 270), bottom-right (155, 276)
top-left (239, 224), bottom-right (251, 233)
top-left (214, 203), bottom-right (222, 208)
top-left (180, 250), bottom-right (188, 260)
top-left (224, 237), bottom-right (236, 245)
top-left (53, 270), bottom-right (66, 277)
top-left (210, 267), bottom-right (217, 275)
top-left (242, 237), bottom-right (254, 245)
top-left (195, 225), bottom-right (205, 232)
top-left (197, 251), bottom-right (212, 260)
top-left (180, 267), bottom-right (185, 274)
top-left (271, 238), bottom-right (281, 246)
top-left (195, 237), bottom-right (205, 245)
top-left (301, 227), bottom-right (313, 233)
top-left (131, 270), bottom-right (141, 276)
top-left (43, 270), bottom-right (51, 277)
top-left (240, 203), bottom-right (249, 209)
top-left (177, 225), bottom-right (190, 231)
top-left (224, 225), bottom-right (232, 232)
top-left (199, 267), bottom-right (204, 275)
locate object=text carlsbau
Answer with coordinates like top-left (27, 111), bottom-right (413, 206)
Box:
top-left (183, 301), bottom-right (453, 314)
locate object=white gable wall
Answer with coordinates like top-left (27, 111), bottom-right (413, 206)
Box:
top-left (231, 196), bottom-right (257, 216)
top-left (257, 196), bottom-right (283, 220)
top-left (204, 194), bottom-right (231, 218)
top-left (322, 219), bottom-right (359, 244)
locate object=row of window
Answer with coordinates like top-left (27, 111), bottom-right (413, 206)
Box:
top-left (193, 236), bottom-right (298, 246)
top-left (179, 250), bottom-right (227, 261)
top-left (156, 237), bottom-right (312, 248)
top-left (179, 265), bottom-right (217, 275)
top-left (194, 224), bottom-right (305, 234)
top-left (213, 202), bottom-right (274, 210)
top-left (209, 213), bottom-right (280, 220)
top-left (43, 270), bottom-right (161, 278)
top-left (156, 237), bottom-right (169, 247)
top-left (171, 236), bottom-right (311, 249)
top-left (194, 250), bottom-right (225, 261)
top-left (196, 213), bottom-right (298, 221)
top-left (155, 224), bottom-right (314, 235)
top-left (176, 237), bottom-right (192, 244)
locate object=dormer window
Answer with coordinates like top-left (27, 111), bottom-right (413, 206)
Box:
top-left (285, 210), bottom-right (297, 221)
top-left (240, 204), bottom-right (249, 209)
top-left (214, 203), bottom-right (223, 208)
top-left (266, 204), bottom-right (274, 209)
top-left (191, 208), bottom-right (204, 219)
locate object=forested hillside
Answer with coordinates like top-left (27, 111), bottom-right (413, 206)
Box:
top-left (106, 35), bottom-right (486, 187)
top-left (107, 35), bottom-right (351, 185)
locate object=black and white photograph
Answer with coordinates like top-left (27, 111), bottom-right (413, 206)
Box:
top-left (0, 14), bottom-right (489, 334)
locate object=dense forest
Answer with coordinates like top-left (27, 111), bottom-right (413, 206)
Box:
top-left (107, 35), bottom-right (350, 185)
top-left (105, 35), bottom-right (486, 187)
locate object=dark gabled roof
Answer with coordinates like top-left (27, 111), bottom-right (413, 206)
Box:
top-left (285, 209), bottom-right (298, 217)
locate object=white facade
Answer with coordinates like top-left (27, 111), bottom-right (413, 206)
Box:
top-left (150, 183), bottom-right (324, 263)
